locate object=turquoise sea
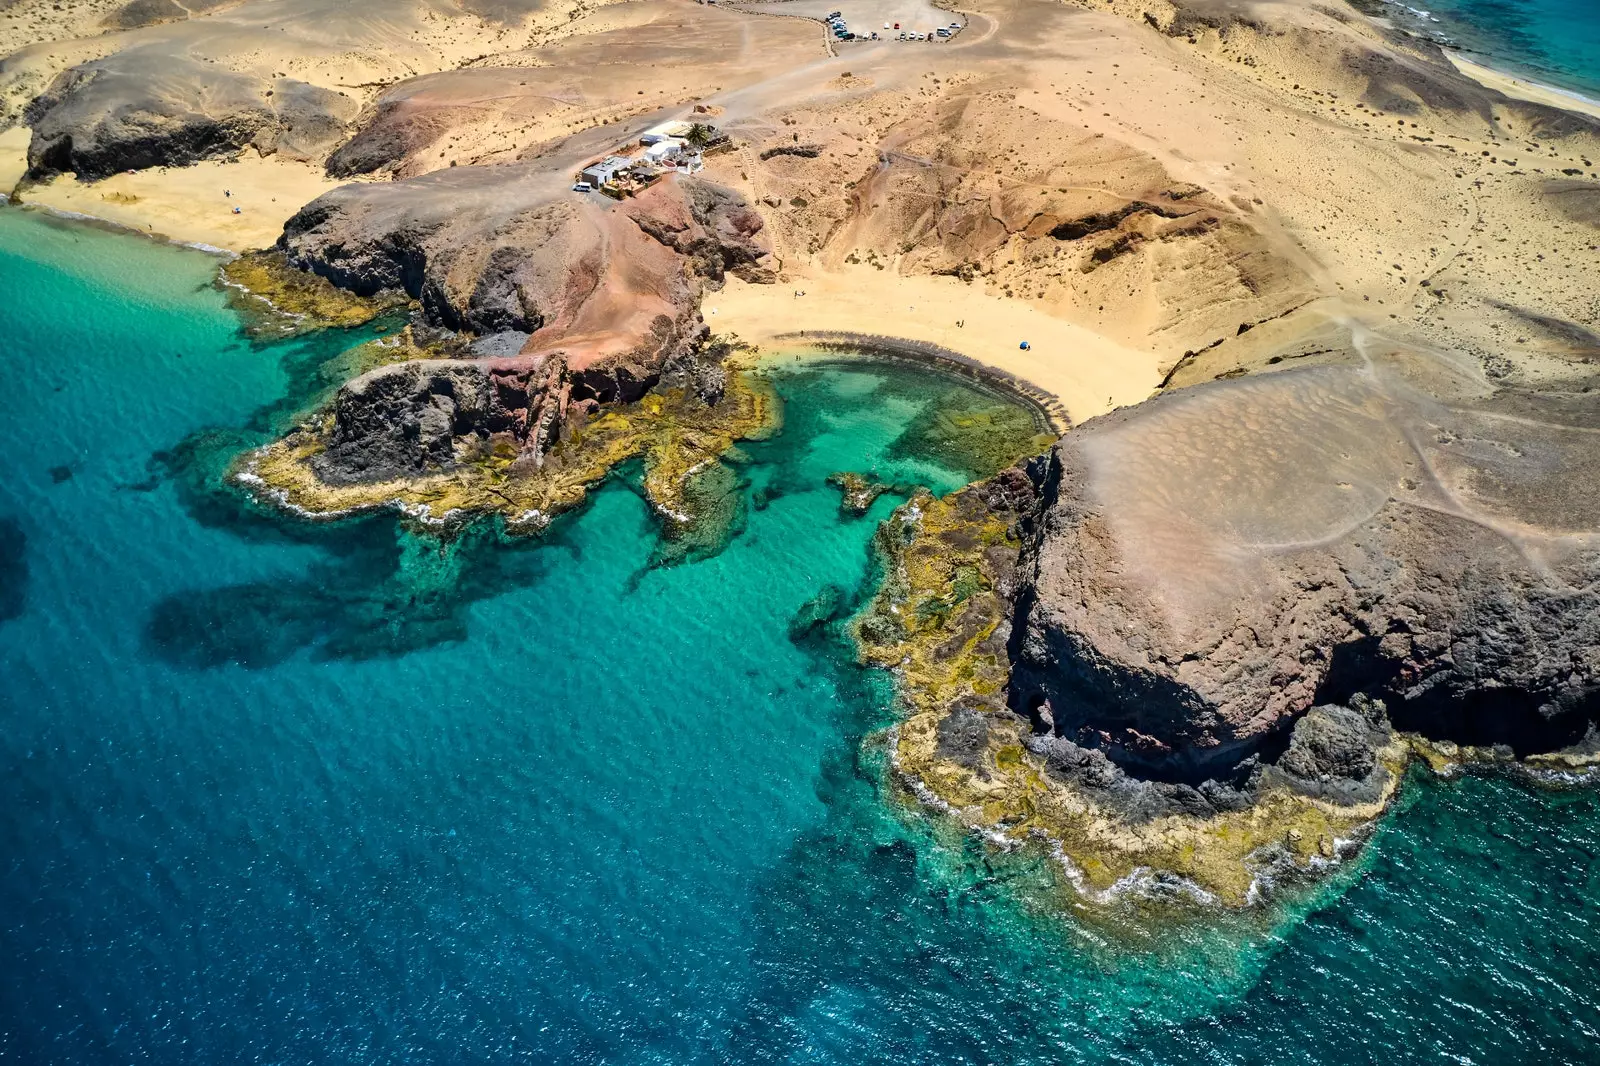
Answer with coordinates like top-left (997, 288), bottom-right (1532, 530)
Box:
top-left (0, 209), bottom-right (1597, 1064)
top-left (1381, 0), bottom-right (1600, 99)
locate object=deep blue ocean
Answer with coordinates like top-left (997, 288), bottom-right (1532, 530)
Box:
top-left (1384, 0), bottom-right (1600, 98)
top-left (1, 209), bottom-right (1597, 1064)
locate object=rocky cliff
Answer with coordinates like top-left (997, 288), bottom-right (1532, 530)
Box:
top-left (243, 172), bottom-right (777, 533)
top-left (25, 51), bottom-right (358, 180)
top-left (279, 168), bottom-right (770, 369)
top-left (1009, 345), bottom-right (1600, 785)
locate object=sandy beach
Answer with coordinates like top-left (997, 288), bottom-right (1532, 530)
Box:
top-left (1444, 51), bottom-right (1600, 122)
top-left (14, 154), bottom-right (351, 253)
top-left (709, 269), bottom-right (1164, 422)
top-left (0, 0), bottom-right (1595, 416)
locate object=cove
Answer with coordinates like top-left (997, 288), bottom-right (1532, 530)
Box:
top-left (1, 208), bottom-right (1597, 1065)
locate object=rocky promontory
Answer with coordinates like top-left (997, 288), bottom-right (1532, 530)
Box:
top-left (863, 328), bottom-right (1600, 904)
top-left (239, 171), bottom-right (779, 537)
top-left (25, 52), bottom-right (358, 180)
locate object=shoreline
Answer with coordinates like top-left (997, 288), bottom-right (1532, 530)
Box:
top-left (768, 330), bottom-right (1070, 434)
top-left (6, 200), bottom-right (237, 258)
top-left (2, 151), bottom-right (352, 254)
top-left (707, 270), bottom-right (1166, 425)
top-left (1443, 49), bottom-right (1600, 122)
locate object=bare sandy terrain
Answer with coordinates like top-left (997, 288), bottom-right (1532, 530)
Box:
top-left (734, 0), bottom-right (961, 39)
top-left (4, 0), bottom-right (1600, 411)
top-left (0, 125), bottom-right (28, 194)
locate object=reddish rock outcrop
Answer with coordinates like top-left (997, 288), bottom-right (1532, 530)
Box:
top-left (280, 169), bottom-right (773, 484)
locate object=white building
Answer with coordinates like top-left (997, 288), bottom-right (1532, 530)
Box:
top-left (580, 155), bottom-right (631, 186)
top-left (645, 139), bottom-right (686, 163)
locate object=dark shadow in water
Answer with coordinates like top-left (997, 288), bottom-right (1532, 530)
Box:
top-left (144, 313), bottom-right (412, 551)
top-left (0, 517), bottom-right (26, 623)
top-left (144, 516), bottom-right (569, 669)
top-left (136, 314), bottom-right (592, 668)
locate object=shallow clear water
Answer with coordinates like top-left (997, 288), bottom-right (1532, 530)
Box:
top-left (0, 209), bottom-right (1596, 1065)
top-left (1382, 0), bottom-right (1600, 99)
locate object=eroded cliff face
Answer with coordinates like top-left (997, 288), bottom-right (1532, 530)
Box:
top-left (25, 53), bottom-right (359, 179)
top-left (279, 170), bottom-right (771, 369)
top-left (1010, 342), bottom-right (1600, 783)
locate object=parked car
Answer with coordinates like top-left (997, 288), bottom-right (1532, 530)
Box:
top-left (572, 181), bottom-right (593, 192)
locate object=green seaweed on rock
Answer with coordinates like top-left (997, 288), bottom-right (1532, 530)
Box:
top-left (241, 370), bottom-right (779, 547)
top-left (219, 250), bottom-right (411, 338)
top-left (853, 477), bottom-right (1411, 909)
top-left (882, 381), bottom-right (1055, 482)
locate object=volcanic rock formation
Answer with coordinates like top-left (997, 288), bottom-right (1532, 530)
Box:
top-left (1008, 332), bottom-right (1600, 784)
top-left (25, 52), bottom-right (359, 179)
top-left (264, 170), bottom-right (773, 494)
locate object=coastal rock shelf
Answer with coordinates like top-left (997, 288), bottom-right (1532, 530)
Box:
top-left (855, 473), bottom-right (1405, 905)
top-left (240, 355), bottom-right (776, 537)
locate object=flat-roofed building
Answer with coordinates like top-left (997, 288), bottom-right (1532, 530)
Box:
top-left (580, 155), bottom-right (631, 186)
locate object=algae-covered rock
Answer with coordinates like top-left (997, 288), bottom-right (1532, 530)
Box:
top-left (237, 345), bottom-right (776, 541)
top-left (855, 466), bottom-right (1411, 907)
top-left (221, 251), bottom-right (409, 335)
top-left (827, 471), bottom-right (906, 517)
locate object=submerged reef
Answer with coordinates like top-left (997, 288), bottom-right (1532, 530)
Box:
top-left (827, 472), bottom-right (909, 517)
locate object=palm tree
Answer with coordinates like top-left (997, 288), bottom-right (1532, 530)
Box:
top-left (684, 122), bottom-right (716, 148)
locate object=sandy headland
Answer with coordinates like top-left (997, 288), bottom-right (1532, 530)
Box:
top-left (4, 0), bottom-right (1600, 909)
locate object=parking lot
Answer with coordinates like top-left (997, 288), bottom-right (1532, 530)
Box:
top-left (733, 0), bottom-right (962, 41)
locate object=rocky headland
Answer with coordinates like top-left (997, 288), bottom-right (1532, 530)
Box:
top-left (859, 322), bottom-right (1600, 904)
top-left (236, 171), bottom-right (779, 537)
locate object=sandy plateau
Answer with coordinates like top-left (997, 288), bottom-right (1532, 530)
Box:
top-left (4, 0), bottom-right (1600, 907)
